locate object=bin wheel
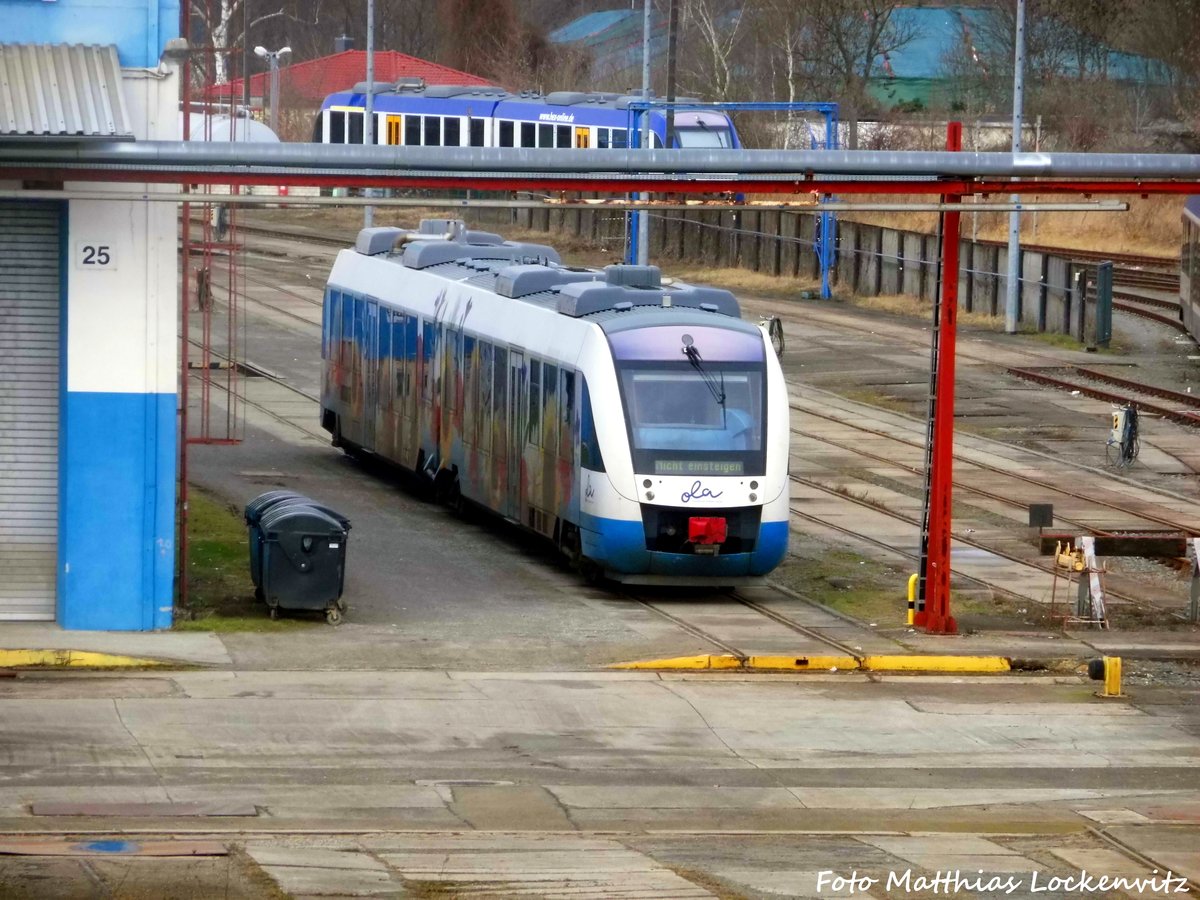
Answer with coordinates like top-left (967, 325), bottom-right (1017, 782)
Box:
top-left (268, 606), bottom-right (279, 621)
top-left (325, 606), bottom-right (344, 626)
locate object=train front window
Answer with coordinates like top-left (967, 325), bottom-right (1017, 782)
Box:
top-left (675, 125), bottom-right (732, 148)
top-left (611, 325), bottom-right (766, 477)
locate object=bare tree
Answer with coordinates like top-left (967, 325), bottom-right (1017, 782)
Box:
top-left (676, 0), bottom-right (749, 100)
top-left (189, 0), bottom-right (322, 86)
top-left (796, 0), bottom-right (920, 149)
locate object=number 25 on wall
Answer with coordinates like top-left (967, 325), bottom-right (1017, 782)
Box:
top-left (75, 243), bottom-right (116, 270)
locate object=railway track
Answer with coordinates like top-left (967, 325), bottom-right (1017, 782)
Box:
top-left (791, 420), bottom-right (1194, 534)
top-left (630, 589), bottom-right (872, 664)
top-left (1009, 365), bottom-right (1200, 428)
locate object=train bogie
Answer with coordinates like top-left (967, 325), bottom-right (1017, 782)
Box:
top-left (321, 220), bottom-right (788, 584)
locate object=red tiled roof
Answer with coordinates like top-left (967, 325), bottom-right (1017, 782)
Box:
top-left (206, 50), bottom-right (492, 104)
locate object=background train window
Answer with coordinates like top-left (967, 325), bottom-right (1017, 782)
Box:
top-left (538, 124), bottom-right (553, 148)
top-left (444, 116), bottom-right (461, 146)
top-left (469, 118), bottom-right (485, 147)
top-left (340, 292), bottom-right (354, 367)
top-left (556, 125), bottom-right (571, 147)
top-left (520, 122), bottom-right (535, 147)
top-left (328, 111), bottom-right (346, 143)
top-left (323, 289), bottom-right (337, 358)
top-left (498, 120), bottom-right (514, 147)
top-left (405, 115), bottom-right (421, 146)
top-left (610, 129), bottom-right (628, 149)
top-left (424, 115), bottom-right (441, 146)
top-left (527, 360), bottom-right (542, 446)
top-left (404, 314), bottom-right (418, 400)
top-left (446, 329), bottom-right (460, 412)
top-left (347, 111), bottom-right (364, 144)
top-left (596, 128), bottom-right (609, 149)
top-left (370, 114), bottom-right (383, 144)
top-left (579, 377), bottom-right (605, 472)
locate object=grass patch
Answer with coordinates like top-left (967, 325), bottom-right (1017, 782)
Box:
top-left (661, 264), bottom-right (823, 298)
top-left (846, 293), bottom-right (1006, 330)
top-left (179, 488), bottom-right (312, 632)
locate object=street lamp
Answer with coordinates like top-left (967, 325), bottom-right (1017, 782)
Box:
top-left (254, 44), bottom-right (291, 135)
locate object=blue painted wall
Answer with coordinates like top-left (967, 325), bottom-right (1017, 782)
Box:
top-left (0, 0), bottom-right (180, 67)
top-left (59, 392), bottom-right (176, 630)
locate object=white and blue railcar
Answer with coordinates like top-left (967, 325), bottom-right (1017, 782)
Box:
top-left (313, 82), bottom-right (741, 151)
top-left (321, 220), bottom-right (788, 583)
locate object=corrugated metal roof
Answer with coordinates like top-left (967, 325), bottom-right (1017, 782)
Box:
top-left (0, 44), bottom-right (134, 140)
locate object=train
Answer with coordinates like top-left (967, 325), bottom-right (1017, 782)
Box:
top-left (320, 219), bottom-right (789, 584)
top-left (1182, 196), bottom-right (1200, 343)
top-left (312, 81), bottom-right (742, 151)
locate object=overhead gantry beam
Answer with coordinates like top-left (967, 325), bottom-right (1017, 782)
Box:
top-left (2, 143), bottom-right (1200, 194)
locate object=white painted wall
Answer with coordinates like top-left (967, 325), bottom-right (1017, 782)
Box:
top-left (65, 61), bottom-right (179, 395)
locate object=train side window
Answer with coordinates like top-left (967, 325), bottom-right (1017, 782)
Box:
top-left (404, 314), bottom-right (418, 399)
top-left (340, 292), bottom-right (354, 366)
top-left (610, 128), bottom-right (628, 149)
top-left (520, 122), bottom-right (535, 148)
top-left (579, 376), bottom-right (605, 472)
top-left (542, 363), bottom-right (558, 450)
top-left (556, 125), bottom-right (570, 148)
top-left (469, 117), bottom-right (485, 147)
top-left (444, 116), bottom-right (462, 146)
top-left (596, 128), bottom-right (609, 149)
top-left (560, 370), bottom-right (574, 461)
top-left (329, 111), bottom-right (346, 144)
top-left (478, 342), bottom-right (493, 451)
top-left (405, 115), bottom-right (421, 146)
top-left (393, 312), bottom-right (405, 398)
top-left (322, 289), bottom-right (335, 358)
top-left (348, 111), bottom-right (364, 144)
top-left (422, 319), bottom-right (436, 403)
top-left (538, 123), bottom-right (553, 148)
top-left (499, 120), bottom-right (514, 147)
top-left (446, 329), bottom-right (459, 412)
top-left (493, 347), bottom-right (508, 438)
top-left (424, 115), bottom-right (441, 146)
top-left (528, 360), bottom-right (541, 446)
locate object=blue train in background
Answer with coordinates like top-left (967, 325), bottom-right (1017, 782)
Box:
top-left (312, 80), bottom-right (742, 151)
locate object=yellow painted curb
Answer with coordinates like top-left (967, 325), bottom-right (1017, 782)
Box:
top-left (862, 655), bottom-right (1011, 673)
top-left (610, 654), bottom-right (743, 670)
top-left (746, 655), bottom-right (860, 671)
top-left (0, 649), bottom-right (170, 669)
top-left (610, 653), bottom-right (1012, 674)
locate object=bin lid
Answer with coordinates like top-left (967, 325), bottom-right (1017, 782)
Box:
top-left (259, 503), bottom-right (348, 537)
top-left (259, 497), bottom-right (351, 532)
top-left (245, 490), bottom-right (308, 525)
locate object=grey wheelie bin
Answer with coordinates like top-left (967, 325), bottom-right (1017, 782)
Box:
top-left (245, 492), bottom-right (351, 605)
top-left (256, 502), bottom-right (351, 625)
top-left (245, 491), bottom-right (307, 598)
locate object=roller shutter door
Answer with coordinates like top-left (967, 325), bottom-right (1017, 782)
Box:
top-left (0, 203), bottom-right (60, 620)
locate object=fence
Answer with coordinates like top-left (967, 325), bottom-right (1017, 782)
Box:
top-left (509, 203), bottom-right (1108, 341)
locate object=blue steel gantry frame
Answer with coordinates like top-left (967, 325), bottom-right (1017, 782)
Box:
top-left (625, 100), bottom-right (840, 299)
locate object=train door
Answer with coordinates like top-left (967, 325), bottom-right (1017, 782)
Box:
top-left (574, 127), bottom-right (590, 149)
top-left (386, 115), bottom-right (402, 145)
top-left (363, 301), bottom-right (379, 449)
top-left (507, 350), bottom-right (525, 518)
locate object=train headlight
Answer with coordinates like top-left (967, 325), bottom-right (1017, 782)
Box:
top-left (646, 491), bottom-right (655, 501)
top-left (750, 480), bottom-right (758, 490)
top-left (643, 479), bottom-right (652, 488)
top-left (750, 493), bottom-right (757, 502)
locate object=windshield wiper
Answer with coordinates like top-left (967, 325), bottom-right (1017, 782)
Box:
top-left (682, 341), bottom-right (726, 411)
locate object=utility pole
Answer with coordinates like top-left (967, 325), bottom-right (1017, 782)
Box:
top-left (636, 0), bottom-right (651, 266)
top-left (665, 0), bottom-right (678, 148)
top-left (1005, 0), bottom-right (1026, 333)
top-left (364, 0), bottom-right (376, 228)
top-left (242, 0), bottom-right (250, 115)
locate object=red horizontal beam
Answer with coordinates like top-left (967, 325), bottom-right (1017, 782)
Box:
top-left (7, 167), bottom-right (1200, 196)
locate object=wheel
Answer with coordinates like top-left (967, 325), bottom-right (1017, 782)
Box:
top-left (325, 606), bottom-right (344, 626)
top-left (268, 605), bottom-right (279, 621)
